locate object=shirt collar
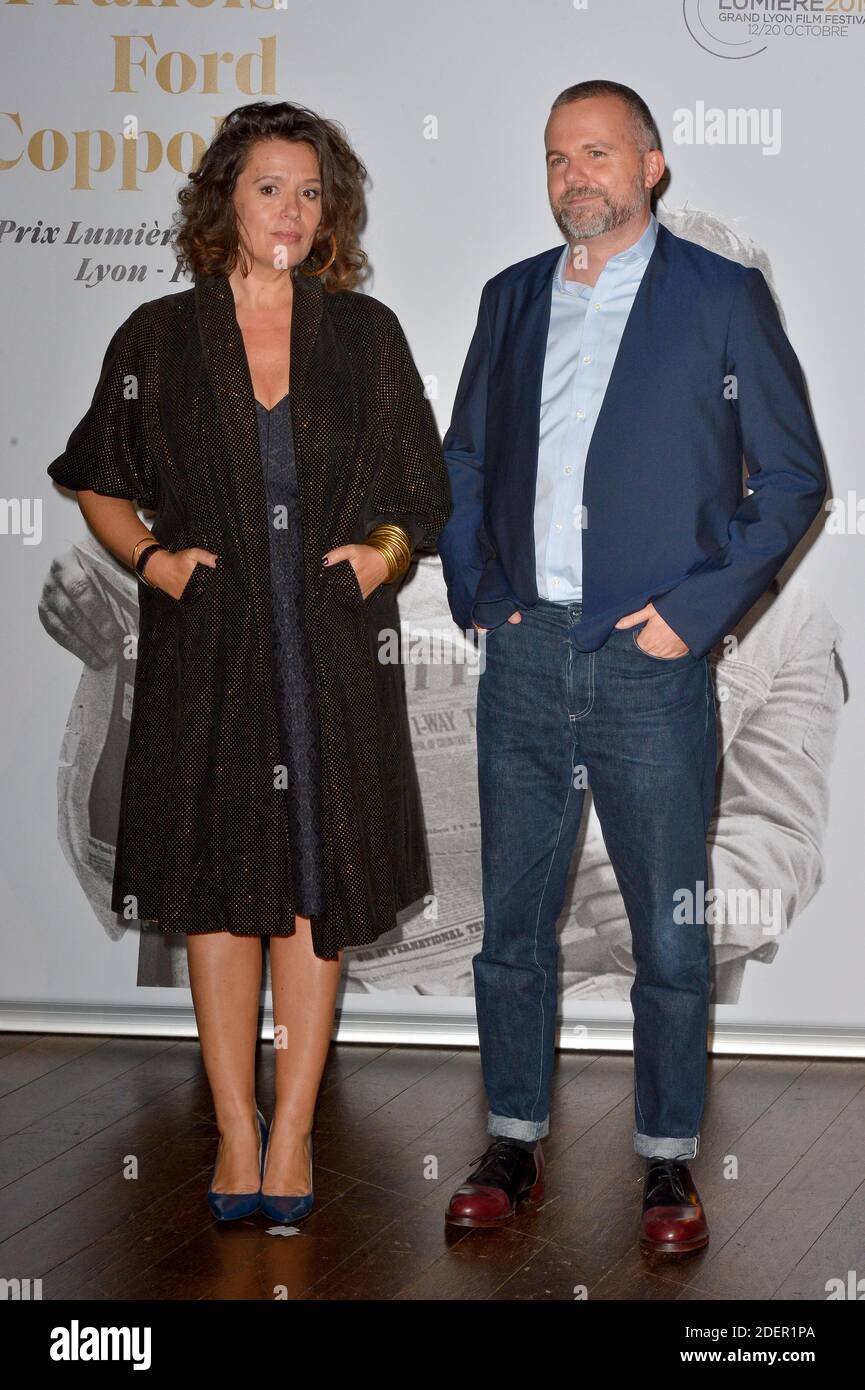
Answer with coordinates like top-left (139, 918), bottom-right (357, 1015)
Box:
top-left (554, 212), bottom-right (658, 293)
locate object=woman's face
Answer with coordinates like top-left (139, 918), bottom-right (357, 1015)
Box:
top-left (232, 137), bottom-right (323, 273)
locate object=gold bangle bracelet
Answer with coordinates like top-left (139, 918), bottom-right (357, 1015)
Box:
top-left (366, 539), bottom-right (410, 583)
top-left (366, 543), bottom-right (402, 581)
top-left (370, 523), bottom-right (412, 554)
top-left (366, 525), bottom-right (412, 582)
top-left (366, 538), bottom-right (399, 582)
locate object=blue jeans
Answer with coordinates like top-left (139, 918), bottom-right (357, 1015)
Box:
top-left (474, 598), bottom-right (718, 1160)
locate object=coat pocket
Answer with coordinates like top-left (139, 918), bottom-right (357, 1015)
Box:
top-left (178, 560), bottom-right (222, 606)
top-left (320, 556), bottom-right (368, 606)
top-left (145, 556), bottom-right (222, 607)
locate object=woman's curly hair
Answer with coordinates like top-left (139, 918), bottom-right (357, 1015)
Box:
top-left (172, 101), bottom-right (368, 291)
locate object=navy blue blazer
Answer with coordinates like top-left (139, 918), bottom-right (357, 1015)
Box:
top-left (437, 222), bottom-right (827, 659)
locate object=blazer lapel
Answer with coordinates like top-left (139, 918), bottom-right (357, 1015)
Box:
top-left (581, 220), bottom-right (672, 485)
top-left (508, 248), bottom-right (561, 505)
top-left (497, 226), bottom-right (673, 603)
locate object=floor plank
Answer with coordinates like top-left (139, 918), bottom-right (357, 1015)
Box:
top-left (1, 1032), bottom-right (862, 1302)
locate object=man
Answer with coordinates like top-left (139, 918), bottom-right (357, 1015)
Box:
top-left (437, 80), bottom-right (826, 1253)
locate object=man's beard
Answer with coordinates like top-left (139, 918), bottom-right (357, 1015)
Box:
top-left (552, 169), bottom-right (647, 240)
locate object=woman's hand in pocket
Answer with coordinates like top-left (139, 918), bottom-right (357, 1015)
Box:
top-left (322, 543), bottom-right (390, 599)
top-left (145, 546), bottom-right (218, 601)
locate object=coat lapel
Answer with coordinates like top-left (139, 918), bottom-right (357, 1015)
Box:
top-left (193, 267), bottom-right (322, 472)
top-left (194, 270), bottom-right (262, 509)
top-left (193, 268), bottom-right (325, 672)
top-left (193, 265), bottom-right (324, 527)
top-left (286, 265), bottom-right (324, 399)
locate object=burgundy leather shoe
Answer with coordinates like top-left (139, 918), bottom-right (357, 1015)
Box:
top-left (639, 1157), bottom-right (709, 1254)
top-left (445, 1137), bottom-right (545, 1228)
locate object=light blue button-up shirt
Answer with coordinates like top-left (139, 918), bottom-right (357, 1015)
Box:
top-left (534, 213), bottom-right (658, 602)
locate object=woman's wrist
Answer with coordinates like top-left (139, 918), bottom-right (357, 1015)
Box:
top-left (137, 543), bottom-right (164, 588)
top-left (131, 534), bottom-right (166, 590)
top-left (131, 534), bottom-right (157, 570)
top-left (364, 546), bottom-right (391, 587)
top-left (365, 524), bottom-right (412, 582)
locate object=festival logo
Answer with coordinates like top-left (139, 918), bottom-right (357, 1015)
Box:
top-left (683, 0), bottom-right (864, 60)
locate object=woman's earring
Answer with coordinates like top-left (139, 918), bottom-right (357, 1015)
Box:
top-left (300, 231), bottom-right (337, 277)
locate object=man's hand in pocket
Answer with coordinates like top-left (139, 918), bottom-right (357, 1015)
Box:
top-left (472, 609), bottom-right (523, 635)
top-left (614, 602), bottom-right (688, 658)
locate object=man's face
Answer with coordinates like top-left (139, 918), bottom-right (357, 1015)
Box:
top-left (544, 95), bottom-right (660, 241)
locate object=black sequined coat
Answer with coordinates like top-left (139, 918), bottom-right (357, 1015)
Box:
top-left (47, 270), bottom-right (453, 957)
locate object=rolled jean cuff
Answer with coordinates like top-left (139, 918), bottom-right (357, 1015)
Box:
top-left (633, 1130), bottom-right (699, 1160)
top-left (488, 1112), bottom-right (549, 1141)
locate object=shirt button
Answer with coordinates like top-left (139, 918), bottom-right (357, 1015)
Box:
top-left (552, 577), bottom-right (560, 586)
top-left (555, 522), bottom-right (563, 530)
top-left (594, 303), bottom-right (601, 311)
top-left (564, 465), bottom-right (572, 474)
top-left (576, 410), bottom-right (585, 420)
top-left (582, 355), bottom-right (592, 364)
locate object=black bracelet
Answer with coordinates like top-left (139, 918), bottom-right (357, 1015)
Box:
top-left (136, 542), bottom-right (163, 586)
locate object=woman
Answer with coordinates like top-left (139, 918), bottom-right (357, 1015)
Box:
top-left (47, 101), bottom-right (452, 1222)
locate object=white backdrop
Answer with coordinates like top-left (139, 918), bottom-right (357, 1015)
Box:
top-left (3, 0), bottom-right (863, 1050)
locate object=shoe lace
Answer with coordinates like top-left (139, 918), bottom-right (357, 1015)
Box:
top-left (468, 1137), bottom-right (532, 1172)
top-left (643, 1157), bottom-right (690, 1204)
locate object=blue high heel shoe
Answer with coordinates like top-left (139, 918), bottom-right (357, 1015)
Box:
top-left (207, 1108), bottom-right (268, 1221)
top-left (259, 1124), bottom-right (314, 1224)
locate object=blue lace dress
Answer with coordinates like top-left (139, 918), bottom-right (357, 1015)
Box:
top-left (254, 392), bottom-right (327, 917)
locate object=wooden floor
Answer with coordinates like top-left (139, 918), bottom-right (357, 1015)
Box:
top-left (1, 1031), bottom-right (864, 1301)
